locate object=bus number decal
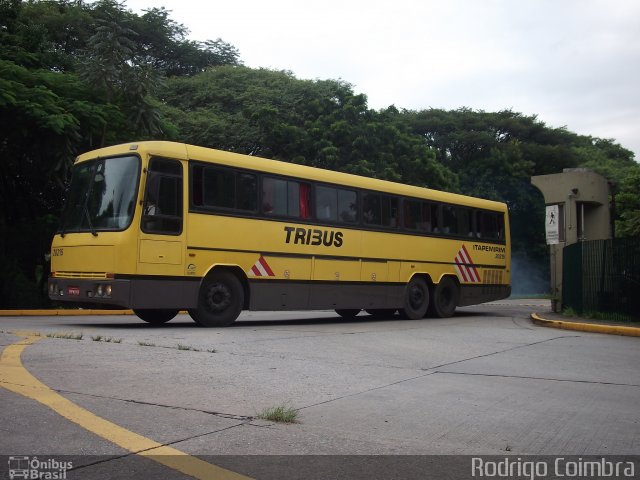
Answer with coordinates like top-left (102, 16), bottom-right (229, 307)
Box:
top-left (52, 248), bottom-right (64, 257)
top-left (284, 226), bottom-right (343, 248)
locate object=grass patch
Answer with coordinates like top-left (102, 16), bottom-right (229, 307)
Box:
top-left (138, 341), bottom-right (156, 347)
top-left (177, 344), bottom-right (201, 352)
top-left (257, 404), bottom-right (299, 423)
top-left (582, 310), bottom-right (639, 323)
top-left (562, 308), bottom-right (639, 323)
top-left (46, 332), bottom-right (83, 340)
top-left (92, 335), bottom-right (122, 343)
top-left (562, 307), bottom-right (578, 317)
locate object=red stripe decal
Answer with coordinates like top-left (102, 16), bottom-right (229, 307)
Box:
top-left (258, 256), bottom-right (275, 276)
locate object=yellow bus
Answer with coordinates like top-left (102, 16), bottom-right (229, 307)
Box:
top-left (48, 141), bottom-right (510, 326)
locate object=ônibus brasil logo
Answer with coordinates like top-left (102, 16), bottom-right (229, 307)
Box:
top-left (8, 456), bottom-right (72, 479)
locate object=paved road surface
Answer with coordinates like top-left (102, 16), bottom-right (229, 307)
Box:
top-left (1, 299), bottom-right (638, 479)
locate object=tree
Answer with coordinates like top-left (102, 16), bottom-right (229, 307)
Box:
top-left (0, 0), bottom-right (244, 307)
top-left (616, 171), bottom-right (640, 237)
top-left (161, 67), bottom-right (457, 191)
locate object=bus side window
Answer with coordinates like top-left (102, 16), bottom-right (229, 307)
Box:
top-left (456, 207), bottom-right (472, 237)
top-left (203, 167), bottom-right (234, 209)
top-left (442, 205), bottom-right (456, 234)
top-left (338, 189), bottom-right (357, 223)
top-left (421, 202), bottom-right (435, 232)
top-left (315, 185), bottom-right (337, 221)
top-left (363, 193), bottom-right (381, 225)
top-left (315, 186), bottom-right (357, 223)
top-left (478, 211), bottom-right (503, 240)
top-left (237, 173), bottom-right (258, 212)
top-left (262, 176), bottom-right (309, 218)
top-left (382, 197), bottom-right (398, 228)
top-left (404, 199), bottom-right (419, 230)
top-left (431, 204), bottom-right (442, 233)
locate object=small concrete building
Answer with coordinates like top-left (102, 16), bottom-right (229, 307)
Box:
top-left (531, 169), bottom-right (612, 310)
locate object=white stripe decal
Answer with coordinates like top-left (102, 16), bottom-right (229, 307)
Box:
top-left (454, 244), bottom-right (480, 283)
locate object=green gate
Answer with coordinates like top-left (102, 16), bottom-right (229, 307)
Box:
top-left (562, 242), bottom-right (583, 312)
top-left (563, 238), bottom-right (640, 320)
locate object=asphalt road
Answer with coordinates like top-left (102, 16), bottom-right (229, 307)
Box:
top-left (1, 299), bottom-right (638, 479)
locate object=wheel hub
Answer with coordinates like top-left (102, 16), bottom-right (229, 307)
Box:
top-left (206, 283), bottom-right (231, 312)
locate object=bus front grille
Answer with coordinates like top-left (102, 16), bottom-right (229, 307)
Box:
top-left (53, 271), bottom-right (110, 279)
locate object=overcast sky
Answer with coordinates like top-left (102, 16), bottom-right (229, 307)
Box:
top-left (125, 0), bottom-right (640, 160)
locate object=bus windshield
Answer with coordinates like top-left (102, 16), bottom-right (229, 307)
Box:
top-left (58, 155), bottom-right (140, 234)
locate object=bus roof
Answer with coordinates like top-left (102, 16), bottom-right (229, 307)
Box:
top-left (77, 141), bottom-right (507, 212)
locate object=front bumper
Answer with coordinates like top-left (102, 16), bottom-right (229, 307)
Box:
top-left (48, 277), bottom-right (131, 308)
top-left (48, 276), bottom-right (200, 309)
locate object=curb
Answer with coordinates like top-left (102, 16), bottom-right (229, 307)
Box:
top-left (531, 313), bottom-right (640, 337)
top-left (0, 309), bottom-right (134, 316)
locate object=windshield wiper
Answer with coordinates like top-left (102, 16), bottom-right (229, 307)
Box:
top-left (83, 205), bottom-right (98, 237)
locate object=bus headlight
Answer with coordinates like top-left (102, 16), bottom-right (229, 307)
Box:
top-left (94, 284), bottom-right (112, 298)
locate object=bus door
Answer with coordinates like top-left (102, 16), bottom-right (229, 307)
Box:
top-left (138, 157), bottom-right (185, 275)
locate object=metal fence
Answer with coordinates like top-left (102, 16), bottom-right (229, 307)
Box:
top-left (563, 238), bottom-right (640, 321)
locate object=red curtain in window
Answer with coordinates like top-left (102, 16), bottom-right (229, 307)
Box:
top-left (299, 183), bottom-right (310, 219)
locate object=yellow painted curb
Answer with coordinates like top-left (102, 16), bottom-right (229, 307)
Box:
top-left (531, 313), bottom-right (640, 337)
top-left (0, 309), bottom-right (134, 316)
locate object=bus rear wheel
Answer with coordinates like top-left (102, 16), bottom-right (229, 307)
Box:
top-left (401, 277), bottom-right (429, 319)
top-left (428, 277), bottom-right (459, 318)
top-left (134, 309), bottom-right (179, 325)
top-left (189, 271), bottom-right (244, 327)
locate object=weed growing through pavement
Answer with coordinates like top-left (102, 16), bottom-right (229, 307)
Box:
top-left (177, 344), bottom-right (201, 352)
top-left (46, 332), bottom-right (83, 340)
top-left (92, 335), bottom-right (122, 343)
top-left (257, 404), bottom-right (299, 423)
top-left (138, 341), bottom-right (156, 347)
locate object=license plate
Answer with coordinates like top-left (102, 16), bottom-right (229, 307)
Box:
top-left (68, 286), bottom-right (80, 296)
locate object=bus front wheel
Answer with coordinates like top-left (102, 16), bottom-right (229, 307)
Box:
top-left (428, 277), bottom-right (459, 318)
top-left (401, 277), bottom-right (429, 319)
top-left (189, 271), bottom-right (244, 327)
top-left (134, 309), bottom-right (179, 325)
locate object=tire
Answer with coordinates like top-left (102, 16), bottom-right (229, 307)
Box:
top-left (365, 309), bottom-right (397, 318)
top-left (401, 276), bottom-right (429, 319)
top-left (335, 309), bottom-right (361, 319)
top-left (188, 271), bottom-right (244, 327)
top-left (134, 309), bottom-right (179, 325)
top-left (428, 276), bottom-right (459, 318)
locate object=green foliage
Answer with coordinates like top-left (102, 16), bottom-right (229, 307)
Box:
top-left (0, 0), bottom-right (241, 308)
top-left (162, 67), bottom-right (456, 191)
top-left (616, 171), bottom-right (640, 237)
